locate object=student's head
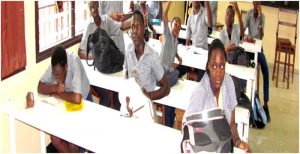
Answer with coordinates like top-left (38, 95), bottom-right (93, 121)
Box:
top-left (206, 39), bottom-right (226, 91)
top-left (51, 45), bottom-right (68, 83)
top-left (171, 17), bottom-right (181, 38)
top-left (192, 1), bottom-right (200, 10)
top-left (88, 1), bottom-right (99, 19)
top-left (131, 10), bottom-right (145, 46)
top-left (253, 1), bottom-right (261, 15)
top-left (225, 5), bottom-right (235, 27)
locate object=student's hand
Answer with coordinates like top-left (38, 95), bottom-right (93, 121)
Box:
top-left (56, 83), bottom-right (65, 94)
top-left (227, 42), bottom-right (237, 52)
top-left (230, 2), bottom-right (239, 11)
top-left (110, 12), bottom-right (123, 21)
top-left (126, 96), bottom-right (133, 117)
top-left (237, 141), bottom-right (252, 153)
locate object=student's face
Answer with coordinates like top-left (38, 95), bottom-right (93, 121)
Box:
top-left (253, 1), bottom-right (260, 14)
top-left (171, 19), bottom-right (181, 38)
top-left (208, 49), bottom-right (226, 91)
top-left (131, 15), bottom-right (145, 46)
top-left (52, 64), bottom-right (67, 83)
top-left (192, 1), bottom-right (200, 10)
top-left (225, 9), bottom-right (234, 27)
top-left (89, 1), bottom-right (99, 19)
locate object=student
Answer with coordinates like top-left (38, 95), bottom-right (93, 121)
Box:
top-left (124, 10), bottom-right (170, 118)
top-left (219, 2), bottom-right (244, 58)
top-left (177, 1), bottom-right (212, 82)
top-left (130, 1), bottom-right (159, 38)
top-left (184, 39), bottom-right (251, 152)
top-left (159, 1), bottom-right (182, 128)
top-left (38, 45), bottom-right (92, 153)
top-left (78, 1), bottom-right (130, 110)
top-left (244, 1), bottom-right (270, 122)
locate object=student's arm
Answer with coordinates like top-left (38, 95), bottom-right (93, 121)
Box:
top-left (78, 24), bottom-right (94, 60)
top-left (258, 5), bottom-right (264, 39)
top-left (120, 18), bottom-right (132, 31)
top-left (143, 73), bottom-right (170, 100)
top-left (163, 1), bottom-right (172, 29)
top-left (109, 12), bottom-right (123, 22)
top-left (232, 2), bottom-right (244, 38)
top-left (225, 42), bottom-right (237, 53)
top-left (186, 16), bottom-right (192, 46)
top-left (230, 110), bottom-right (251, 152)
top-left (176, 53), bottom-right (182, 65)
top-left (56, 92), bottom-right (82, 104)
top-left (205, 1), bottom-right (212, 28)
top-left (78, 49), bottom-right (93, 60)
top-left (37, 81), bottom-right (63, 95)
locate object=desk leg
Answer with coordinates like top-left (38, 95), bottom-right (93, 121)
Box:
top-left (175, 109), bottom-right (184, 130)
top-left (40, 131), bottom-right (46, 153)
top-left (9, 115), bottom-right (16, 153)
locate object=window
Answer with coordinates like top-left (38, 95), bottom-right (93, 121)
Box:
top-left (35, 1), bottom-right (89, 63)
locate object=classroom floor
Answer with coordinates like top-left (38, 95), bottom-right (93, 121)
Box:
top-left (248, 64), bottom-right (299, 153)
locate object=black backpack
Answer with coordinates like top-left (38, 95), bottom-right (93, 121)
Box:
top-left (231, 75), bottom-right (266, 129)
top-left (86, 27), bottom-right (124, 74)
top-left (227, 46), bottom-right (255, 68)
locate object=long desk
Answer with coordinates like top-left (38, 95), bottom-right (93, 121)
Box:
top-left (82, 60), bottom-right (250, 143)
top-left (2, 96), bottom-right (182, 153)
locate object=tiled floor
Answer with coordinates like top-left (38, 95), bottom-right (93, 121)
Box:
top-left (248, 64), bottom-right (299, 152)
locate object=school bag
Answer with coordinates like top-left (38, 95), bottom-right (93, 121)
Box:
top-left (252, 91), bottom-right (267, 128)
top-left (227, 46), bottom-right (255, 68)
top-left (181, 108), bottom-right (232, 153)
top-left (86, 27), bottom-right (124, 74)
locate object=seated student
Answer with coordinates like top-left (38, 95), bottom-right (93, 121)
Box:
top-left (78, 1), bottom-right (131, 110)
top-left (244, 1), bottom-right (270, 122)
top-left (219, 2), bottom-right (244, 59)
top-left (38, 45), bottom-right (92, 153)
top-left (123, 10), bottom-right (170, 121)
top-left (159, 1), bottom-right (182, 128)
top-left (177, 1), bottom-right (212, 82)
top-left (184, 39), bottom-right (251, 152)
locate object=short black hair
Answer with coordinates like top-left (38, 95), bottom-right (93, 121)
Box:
top-left (51, 45), bottom-right (67, 67)
top-left (206, 39), bottom-right (226, 73)
top-left (171, 16), bottom-right (181, 25)
top-left (132, 10), bottom-right (144, 26)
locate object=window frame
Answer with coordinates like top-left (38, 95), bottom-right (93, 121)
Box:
top-left (35, 1), bottom-right (84, 63)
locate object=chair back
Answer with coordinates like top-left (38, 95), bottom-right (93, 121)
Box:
top-left (277, 8), bottom-right (298, 46)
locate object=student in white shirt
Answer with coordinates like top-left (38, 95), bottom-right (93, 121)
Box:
top-left (78, 1), bottom-right (130, 110)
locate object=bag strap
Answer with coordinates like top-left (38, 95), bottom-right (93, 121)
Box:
top-left (186, 109), bottom-right (225, 122)
top-left (86, 33), bottom-right (94, 67)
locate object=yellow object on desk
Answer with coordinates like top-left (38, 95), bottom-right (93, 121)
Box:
top-left (64, 100), bottom-right (84, 111)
